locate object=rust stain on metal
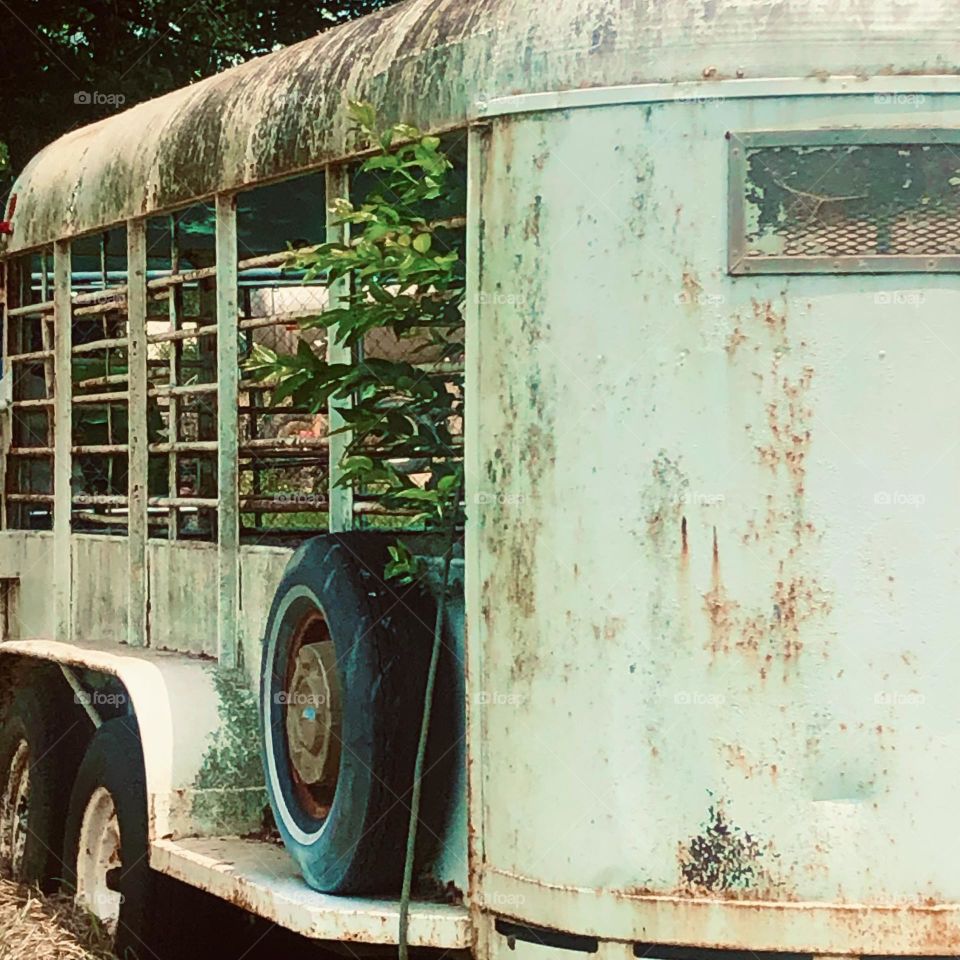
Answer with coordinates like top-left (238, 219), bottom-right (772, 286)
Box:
top-left (725, 323), bottom-right (747, 357)
top-left (522, 195), bottom-right (543, 243)
top-left (681, 269), bottom-right (702, 306)
top-left (703, 529), bottom-right (740, 655)
top-left (593, 616), bottom-right (626, 641)
top-left (755, 367), bottom-right (815, 500)
top-left (704, 300), bottom-right (833, 669)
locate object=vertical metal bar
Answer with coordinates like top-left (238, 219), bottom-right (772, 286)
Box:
top-left (39, 253), bottom-right (55, 530)
top-left (2, 260), bottom-right (14, 378)
top-left (216, 193), bottom-right (239, 670)
top-left (127, 221), bottom-right (148, 647)
top-left (241, 287), bottom-right (263, 532)
top-left (52, 240), bottom-right (73, 642)
top-left (39, 254), bottom-right (54, 399)
top-left (464, 123), bottom-right (486, 903)
top-left (100, 234), bottom-right (115, 501)
top-left (167, 215), bottom-right (181, 539)
top-left (325, 164), bottom-right (353, 532)
top-left (0, 260), bottom-right (13, 531)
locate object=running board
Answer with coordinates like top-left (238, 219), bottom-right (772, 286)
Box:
top-left (151, 836), bottom-right (472, 948)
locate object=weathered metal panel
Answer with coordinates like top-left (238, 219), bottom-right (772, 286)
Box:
top-left (147, 541), bottom-right (219, 656)
top-left (71, 535), bottom-right (128, 645)
top-left (151, 837), bottom-right (471, 948)
top-left (0, 532), bottom-right (54, 638)
top-left (6, 0), bottom-right (960, 251)
top-left (0, 637), bottom-right (263, 840)
top-left (472, 93), bottom-right (960, 952)
top-left (464, 123), bottom-right (487, 915)
top-left (238, 545), bottom-right (291, 688)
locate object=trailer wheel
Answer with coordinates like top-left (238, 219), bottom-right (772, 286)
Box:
top-left (62, 716), bottom-right (178, 959)
top-left (261, 533), bottom-right (435, 894)
top-left (0, 683), bottom-right (83, 888)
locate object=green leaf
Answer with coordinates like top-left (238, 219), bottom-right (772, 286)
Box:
top-left (348, 100), bottom-right (377, 135)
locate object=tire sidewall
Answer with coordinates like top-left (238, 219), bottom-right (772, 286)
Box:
top-left (261, 534), bottom-right (433, 893)
top-left (0, 685), bottom-right (80, 888)
top-left (62, 716), bottom-right (157, 959)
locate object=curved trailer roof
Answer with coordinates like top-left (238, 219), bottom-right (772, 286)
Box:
top-left (4, 0), bottom-right (959, 251)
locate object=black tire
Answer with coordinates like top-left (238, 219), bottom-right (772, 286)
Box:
top-left (261, 532), bottom-right (438, 894)
top-left (0, 681), bottom-right (86, 889)
top-left (62, 716), bottom-right (182, 960)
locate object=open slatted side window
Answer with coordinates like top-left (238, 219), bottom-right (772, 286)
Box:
top-left (4, 248), bottom-right (55, 530)
top-left (235, 172), bottom-right (331, 539)
top-left (70, 226), bottom-right (130, 533)
top-left (144, 205), bottom-right (220, 541)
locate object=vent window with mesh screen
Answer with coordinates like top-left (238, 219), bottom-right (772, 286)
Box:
top-left (728, 129), bottom-right (960, 274)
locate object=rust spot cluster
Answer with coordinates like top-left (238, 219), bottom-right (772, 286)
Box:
top-left (700, 300), bottom-right (833, 672)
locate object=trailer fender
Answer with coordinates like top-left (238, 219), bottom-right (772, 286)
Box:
top-left (0, 639), bottom-right (266, 841)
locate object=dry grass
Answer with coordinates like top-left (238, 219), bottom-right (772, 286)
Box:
top-left (0, 880), bottom-right (116, 960)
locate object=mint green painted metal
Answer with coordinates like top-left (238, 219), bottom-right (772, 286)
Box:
top-left (4, 0), bottom-right (960, 953)
top-left (5, 0), bottom-right (960, 253)
top-left (470, 91), bottom-right (960, 953)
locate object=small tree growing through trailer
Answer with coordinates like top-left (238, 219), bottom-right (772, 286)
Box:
top-left (247, 103), bottom-right (465, 954)
top-left (248, 102), bottom-right (466, 577)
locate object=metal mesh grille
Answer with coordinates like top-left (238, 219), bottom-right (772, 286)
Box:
top-left (741, 141), bottom-right (960, 261)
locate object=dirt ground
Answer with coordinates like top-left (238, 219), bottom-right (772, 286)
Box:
top-left (0, 880), bottom-right (115, 960)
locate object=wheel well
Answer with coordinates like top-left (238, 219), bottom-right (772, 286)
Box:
top-left (0, 654), bottom-right (131, 753)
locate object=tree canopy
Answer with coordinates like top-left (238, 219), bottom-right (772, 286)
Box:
top-left (0, 0), bottom-right (396, 197)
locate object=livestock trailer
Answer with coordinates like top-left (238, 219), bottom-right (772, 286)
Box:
top-left (2, 0), bottom-right (960, 957)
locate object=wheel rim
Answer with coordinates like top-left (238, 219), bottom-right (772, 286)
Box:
top-left (75, 786), bottom-right (123, 936)
top-left (284, 609), bottom-right (342, 820)
top-left (0, 739), bottom-right (30, 879)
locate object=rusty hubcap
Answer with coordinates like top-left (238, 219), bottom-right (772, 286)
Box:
top-left (284, 610), bottom-right (342, 820)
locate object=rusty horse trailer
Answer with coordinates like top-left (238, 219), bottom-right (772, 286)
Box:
top-left (2, 0), bottom-right (960, 956)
